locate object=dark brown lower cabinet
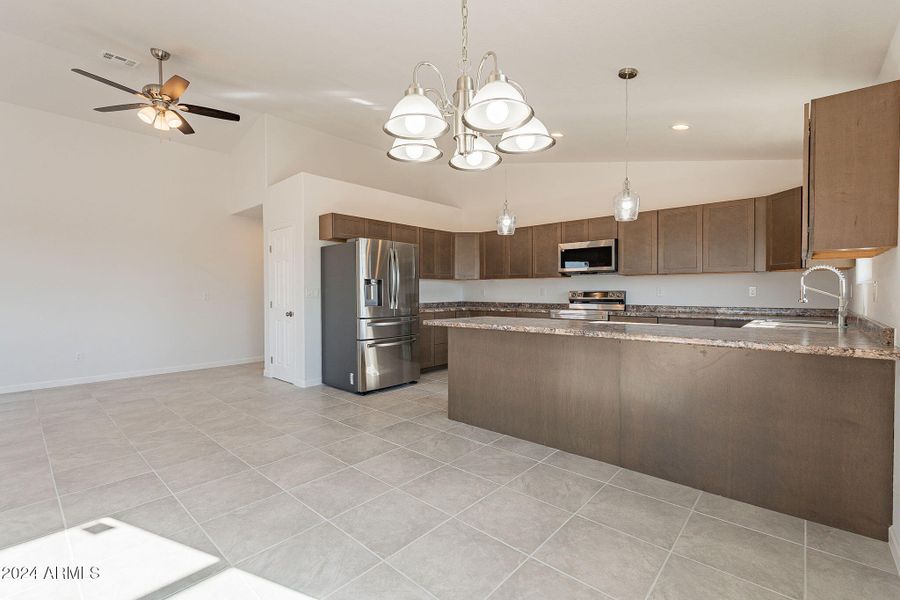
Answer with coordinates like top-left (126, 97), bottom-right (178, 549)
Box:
top-left (658, 317), bottom-right (715, 327)
top-left (420, 311), bottom-right (453, 369)
top-left (608, 315), bottom-right (658, 324)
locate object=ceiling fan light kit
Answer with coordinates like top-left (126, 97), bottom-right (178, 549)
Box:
top-left (383, 0), bottom-right (553, 170)
top-left (71, 47), bottom-right (240, 135)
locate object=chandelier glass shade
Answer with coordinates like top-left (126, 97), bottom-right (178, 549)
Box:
top-left (383, 0), bottom-right (553, 172)
top-left (497, 116), bottom-right (555, 154)
top-left (388, 137), bottom-right (442, 163)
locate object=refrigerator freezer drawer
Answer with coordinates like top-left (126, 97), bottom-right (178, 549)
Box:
top-left (357, 336), bottom-right (420, 392)
top-left (358, 316), bottom-right (419, 340)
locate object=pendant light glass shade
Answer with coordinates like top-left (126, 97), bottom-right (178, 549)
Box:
top-left (387, 138), bottom-right (442, 163)
top-left (496, 116), bottom-right (555, 154)
top-left (497, 202), bottom-right (516, 235)
top-left (613, 178), bottom-right (640, 222)
top-left (164, 109), bottom-right (182, 128)
top-left (384, 89), bottom-right (449, 139)
top-left (449, 136), bottom-right (501, 171)
top-left (463, 78), bottom-right (533, 133)
top-left (137, 106), bottom-right (157, 124)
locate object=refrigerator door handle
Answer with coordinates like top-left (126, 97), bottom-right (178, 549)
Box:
top-left (390, 246), bottom-right (400, 310)
top-left (366, 336), bottom-right (417, 348)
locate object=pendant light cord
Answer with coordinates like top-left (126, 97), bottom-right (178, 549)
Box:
top-left (624, 75), bottom-right (629, 181)
top-left (459, 0), bottom-right (469, 73)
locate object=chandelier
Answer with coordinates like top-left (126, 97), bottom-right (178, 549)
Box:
top-left (384, 0), bottom-right (555, 171)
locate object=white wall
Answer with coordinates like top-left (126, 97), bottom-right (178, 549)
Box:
top-left (0, 101), bottom-right (264, 393)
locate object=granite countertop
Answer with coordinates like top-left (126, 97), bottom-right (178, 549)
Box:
top-left (422, 316), bottom-right (900, 360)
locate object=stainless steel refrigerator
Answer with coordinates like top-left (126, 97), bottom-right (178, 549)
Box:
top-left (321, 238), bottom-right (419, 393)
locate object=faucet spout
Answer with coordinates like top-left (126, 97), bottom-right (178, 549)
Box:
top-left (799, 265), bottom-right (848, 329)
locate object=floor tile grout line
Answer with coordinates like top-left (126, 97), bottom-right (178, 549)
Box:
top-left (643, 491), bottom-right (701, 600)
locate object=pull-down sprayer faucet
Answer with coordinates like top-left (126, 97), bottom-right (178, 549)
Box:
top-left (799, 265), bottom-right (848, 329)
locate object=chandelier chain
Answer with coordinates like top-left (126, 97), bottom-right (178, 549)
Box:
top-left (460, 0), bottom-right (469, 72)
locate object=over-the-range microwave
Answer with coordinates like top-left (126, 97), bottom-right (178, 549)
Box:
top-left (558, 239), bottom-right (617, 275)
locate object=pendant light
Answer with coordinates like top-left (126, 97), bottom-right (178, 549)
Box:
top-left (384, 0), bottom-right (554, 171)
top-left (613, 67), bottom-right (640, 222)
top-left (497, 168), bottom-right (517, 235)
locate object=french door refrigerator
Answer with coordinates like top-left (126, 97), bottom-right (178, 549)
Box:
top-left (321, 238), bottom-right (419, 392)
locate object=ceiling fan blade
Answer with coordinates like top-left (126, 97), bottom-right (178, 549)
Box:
top-left (175, 113), bottom-right (195, 135)
top-left (93, 103), bottom-right (149, 112)
top-left (72, 68), bottom-right (145, 98)
top-left (177, 104), bottom-right (240, 121)
top-left (161, 75), bottom-right (190, 101)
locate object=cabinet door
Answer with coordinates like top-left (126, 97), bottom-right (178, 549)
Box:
top-left (561, 220), bottom-right (590, 243)
top-left (507, 227), bottom-right (533, 278)
top-left (391, 223), bottom-right (419, 244)
top-left (658, 206), bottom-right (702, 274)
top-left (608, 315), bottom-right (657, 324)
top-left (809, 80), bottom-right (900, 258)
top-left (434, 231), bottom-right (454, 279)
top-left (454, 233), bottom-right (480, 280)
top-left (480, 231), bottom-right (508, 279)
top-left (618, 211), bottom-right (658, 275)
top-left (588, 217), bottom-right (617, 240)
top-left (532, 223), bottom-right (561, 278)
top-left (703, 199), bottom-right (755, 272)
top-left (319, 213), bottom-right (366, 241)
top-left (766, 187), bottom-right (802, 271)
top-left (365, 219), bottom-right (392, 240)
top-left (418, 314), bottom-right (434, 368)
top-left (432, 311), bottom-right (454, 346)
top-left (419, 229), bottom-right (436, 279)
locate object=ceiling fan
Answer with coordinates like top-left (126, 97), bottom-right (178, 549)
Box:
top-left (72, 47), bottom-right (240, 135)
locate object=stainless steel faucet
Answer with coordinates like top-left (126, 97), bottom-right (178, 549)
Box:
top-left (799, 265), bottom-right (849, 329)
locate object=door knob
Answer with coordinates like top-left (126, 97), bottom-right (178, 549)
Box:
top-left (285, 311), bottom-right (294, 317)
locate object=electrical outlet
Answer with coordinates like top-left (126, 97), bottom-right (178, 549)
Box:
top-left (481, 287), bottom-right (486, 297)
top-left (201, 291), bottom-right (210, 301)
top-left (655, 287), bottom-right (663, 297)
top-left (539, 287), bottom-right (546, 297)
top-left (749, 286), bottom-right (757, 297)
top-left (75, 352), bottom-right (83, 361)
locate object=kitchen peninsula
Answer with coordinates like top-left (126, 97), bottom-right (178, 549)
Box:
top-left (425, 315), bottom-right (897, 540)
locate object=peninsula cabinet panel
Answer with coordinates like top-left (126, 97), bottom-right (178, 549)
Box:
top-left (532, 223), bottom-right (561, 278)
top-left (702, 199), bottom-right (755, 272)
top-left (807, 80), bottom-right (900, 258)
top-left (480, 231), bottom-right (508, 279)
top-left (391, 223), bottom-right (419, 244)
top-left (319, 213), bottom-right (366, 242)
top-left (454, 233), bottom-right (480, 280)
top-left (561, 220), bottom-right (590, 243)
top-left (608, 315), bottom-right (657, 323)
top-left (419, 229), bottom-right (437, 279)
top-left (618, 211), bottom-right (658, 275)
top-left (766, 187), bottom-right (803, 271)
top-left (434, 230), bottom-right (454, 279)
top-left (658, 206), bottom-right (702, 274)
top-left (507, 227), bottom-right (533, 278)
top-left (588, 216), bottom-right (618, 240)
top-left (364, 219), bottom-right (392, 240)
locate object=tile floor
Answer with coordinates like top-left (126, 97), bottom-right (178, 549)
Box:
top-left (1, 363), bottom-right (898, 599)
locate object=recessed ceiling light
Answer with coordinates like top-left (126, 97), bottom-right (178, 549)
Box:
top-left (671, 123), bottom-right (691, 131)
top-left (349, 97), bottom-right (376, 106)
top-left (550, 132), bottom-right (564, 138)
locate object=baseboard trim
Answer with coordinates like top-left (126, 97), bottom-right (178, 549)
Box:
top-left (0, 356), bottom-right (264, 395)
top-left (301, 377), bottom-right (322, 388)
top-left (890, 525), bottom-right (900, 575)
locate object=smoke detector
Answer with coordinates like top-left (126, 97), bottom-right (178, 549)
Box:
top-left (100, 50), bottom-right (139, 69)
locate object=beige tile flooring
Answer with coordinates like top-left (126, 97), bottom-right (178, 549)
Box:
top-left (1, 363), bottom-right (898, 599)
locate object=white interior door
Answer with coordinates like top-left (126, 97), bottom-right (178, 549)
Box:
top-left (268, 226), bottom-right (295, 382)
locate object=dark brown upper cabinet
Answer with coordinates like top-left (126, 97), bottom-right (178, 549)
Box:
top-left (480, 231), bottom-right (509, 279)
top-left (364, 219), bottom-right (392, 240)
top-left (766, 187), bottom-right (802, 271)
top-left (391, 223), bottom-right (419, 244)
top-left (703, 198), bottom-right (755, 272)
top-left (434, 230), bottom-right (454, 279)
top-left (319, 213), bottom-right (366, 241)
top-left (532, 223), bottom-right (562, 278)
top-left (419, 228), bottom-right (437, 279)
top-left (588, 216), bottom-right (618, 240)
top-left (658, 206), bottom-right (702, 274)
top-left (507, 227), bottom-right (533, 278)
top-left (454, 233), bottom-right (480, 280)
top-left (805, 80), bottom-right (900, 260)
top-left (561, 220), bottom-right (590, 243)
top-left (618, 211), bottom-right (658, 275)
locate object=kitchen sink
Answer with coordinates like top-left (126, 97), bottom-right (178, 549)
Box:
top-left (743, 319), bottom-right (838, 329)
